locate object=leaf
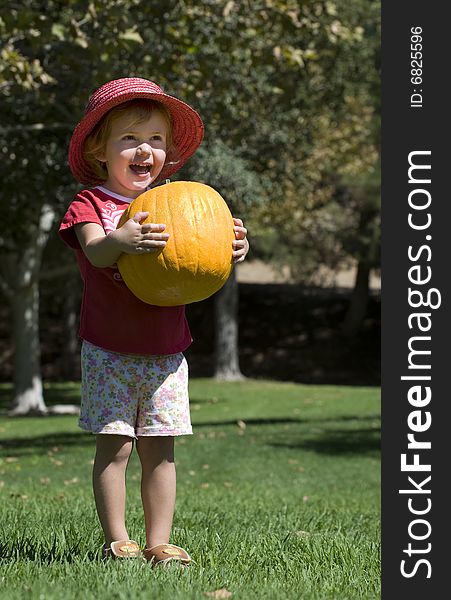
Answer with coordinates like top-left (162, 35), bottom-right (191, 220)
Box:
top-left (204, 590), bottom-right (232, 599)
top-left (75, 38), bottom-right (88, 49)
top-left (119, 29), bottom-right (144, 44)
top-left (223, 1), bottom-right (235, 17)
top-left (51, 23), bottom-right (67, 41)
top-left (64, 477), bottom-right (79, 485)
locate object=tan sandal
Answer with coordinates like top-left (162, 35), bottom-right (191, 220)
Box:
top-left (143, 543), bottom-right (191, 567)
top-left (102, 539), bottom-right (142, 559)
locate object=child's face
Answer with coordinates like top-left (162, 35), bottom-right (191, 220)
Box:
top-left (98, 109), bottom-right (168, 198)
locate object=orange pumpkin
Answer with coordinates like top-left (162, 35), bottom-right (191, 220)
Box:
top-left (117, 181), bottom-right (235, 306)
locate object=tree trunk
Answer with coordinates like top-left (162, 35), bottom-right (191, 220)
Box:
top-left (214, 267), bottom-right (245, 380)
top-left (60, 274), bottom-right (81, 380)
top-left (10, 281), bottom-right (47, 414)
top-left (341, 193), bottom-right (379, 338)
top-left (0, 203), bottom-right (55, 414)
top-left (341, 260), bottom-right (371, 337)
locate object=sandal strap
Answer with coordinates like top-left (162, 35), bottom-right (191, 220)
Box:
top-left (108, 539), bottom-right (142, 558)
top-left (144, 543), bottom-right (191, 565)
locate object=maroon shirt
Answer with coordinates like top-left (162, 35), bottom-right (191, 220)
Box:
top-left (59, 186), bottom-right (192, 355)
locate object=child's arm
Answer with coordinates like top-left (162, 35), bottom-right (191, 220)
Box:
top-left (75, 211), bottom-right (169, 268)
top-left (232, 218), bottom-right (249, 263)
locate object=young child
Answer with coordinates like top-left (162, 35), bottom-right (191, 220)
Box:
top-left (59, 77), bottom-right (249, 565)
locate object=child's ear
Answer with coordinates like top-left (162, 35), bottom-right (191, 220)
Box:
top-left (93, 149), bottom-right (106, 163)
top-left (90, 141), bottom-right (107, 163)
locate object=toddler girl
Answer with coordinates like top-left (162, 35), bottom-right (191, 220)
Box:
top-left (59, 77), bottom-right (249, 565)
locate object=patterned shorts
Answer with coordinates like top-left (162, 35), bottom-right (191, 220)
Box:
top-left (80, 341), bottom-right (192, 438)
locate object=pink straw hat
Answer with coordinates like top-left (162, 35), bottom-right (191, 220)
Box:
top-left (68, 77), bottom-right (204, 185)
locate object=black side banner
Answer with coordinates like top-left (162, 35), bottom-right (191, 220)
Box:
top-left (382, 1), bottom-right (450, 597)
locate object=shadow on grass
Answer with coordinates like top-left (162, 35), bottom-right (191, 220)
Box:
top-left (0, 416), bottom-right (380, 458)
top-left (269, 427), bottom-right (380, 456)
top-left (0, 432), bottom-right (93, 457)
top-left (189, 396), bottom-right (227, 405)
top-left (194, 415), bottom-right (380, 457)
top-left (193, 414), bottom-right (380, 427)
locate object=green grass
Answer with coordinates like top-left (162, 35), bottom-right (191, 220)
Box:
top-left (0, 379), bottom-right (380, 599)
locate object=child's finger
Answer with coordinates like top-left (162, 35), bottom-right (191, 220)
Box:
top-left (233, 239), bottom-right (246, 250)
top-left (130, 211), bottom-right (150, 224)
top-left (143, 232), bottom-right (170, 241)
top-left (141, 222), bottom-right (166, 233)
top-left (234, 226), bottom-right (247, 239)
top-left (134, 240), bottom-right (167, 253)
top-left (232, 250), bottom-right (246, 263)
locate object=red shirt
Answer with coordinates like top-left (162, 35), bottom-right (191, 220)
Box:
top-left (58, 186), bottom-right (192, 355)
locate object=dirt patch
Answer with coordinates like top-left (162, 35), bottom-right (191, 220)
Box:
top-left (236, 260), bottom-right (381, 290)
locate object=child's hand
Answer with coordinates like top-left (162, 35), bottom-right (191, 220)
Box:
top-left (232, 218), bottom-right (249, 263)
top-left (114, 211), bottom-right (170, 254)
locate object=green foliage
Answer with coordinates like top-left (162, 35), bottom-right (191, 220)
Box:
top-left (0, 0), bottom-right (380, 281)
top-left (135, 0), bottom-right (381, 279)
top-left (178, 140), bottom-right (265, 215)
top-left (0, 379), bottom-right (380, 599)
top-left (239, 0), bottom-right (381, 280)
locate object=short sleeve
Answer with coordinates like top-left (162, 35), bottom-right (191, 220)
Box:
top-left (58, 190), bottom-right (104, 249)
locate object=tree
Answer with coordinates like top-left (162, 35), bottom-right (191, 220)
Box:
top-left (239, 0), bottom-right (380, 336)
top-left (180, 140), bottom-right (263, 379)
top-left (135, 0), bottom-right (381, 368)
top-left (1, 0), bottom-right (380, 408)
top-left (0, 0), bottom-right (150, 412)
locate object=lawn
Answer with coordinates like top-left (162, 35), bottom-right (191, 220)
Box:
top-left (0, 379), bottom-right (380, 599)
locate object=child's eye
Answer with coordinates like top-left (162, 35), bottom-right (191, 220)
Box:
top-left (122, 135), bottom-right (136, 141)
top-left (151, 135), bottom-right (163, 141)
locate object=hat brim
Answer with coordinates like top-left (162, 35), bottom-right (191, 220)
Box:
top-left (68, 85), bottom-right (204, 186)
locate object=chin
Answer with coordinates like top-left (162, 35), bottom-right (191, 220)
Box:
top-left (130, 180), bottom-right (150, 190)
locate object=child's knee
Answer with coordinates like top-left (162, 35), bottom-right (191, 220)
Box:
top-left (136, 436), bottom-right (174, 463)
top-left (95, 434), bottom-right (134, 463)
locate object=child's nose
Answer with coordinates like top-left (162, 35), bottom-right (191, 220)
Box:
top-left (136, 144), bottom-right (151, 157)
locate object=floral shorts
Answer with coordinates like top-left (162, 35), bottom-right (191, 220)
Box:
top-left (80, 341), bottom-right (192, 438)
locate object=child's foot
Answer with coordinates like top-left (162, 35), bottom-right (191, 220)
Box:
top-left (102, 540), bottom-right (142, 559)
top-left (143, 544), bottom-right (191, 567)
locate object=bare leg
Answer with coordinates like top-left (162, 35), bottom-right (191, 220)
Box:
top-left (136, 436), bottom-right (176, 548)
top-left (92, 434), bottom-right (134, 545)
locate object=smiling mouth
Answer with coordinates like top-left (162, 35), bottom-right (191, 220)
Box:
top-left (129, 163), bottom-right (152, 175)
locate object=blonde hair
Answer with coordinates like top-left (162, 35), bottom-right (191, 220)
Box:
top-left (83, 99), bottom-right (176, 181)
